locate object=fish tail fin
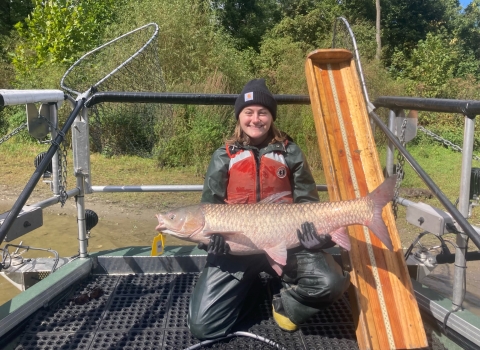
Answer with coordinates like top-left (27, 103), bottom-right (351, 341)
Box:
top-left (366, 175), bottom-right (397, 251)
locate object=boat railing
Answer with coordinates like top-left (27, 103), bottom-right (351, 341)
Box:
top-left (372, 96), bottom-right (480, 309)
top-left (1, 87), bottom-right (480, 320)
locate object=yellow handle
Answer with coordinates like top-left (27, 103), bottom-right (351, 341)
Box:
top-left (151, 233), bottom-right (166, 256)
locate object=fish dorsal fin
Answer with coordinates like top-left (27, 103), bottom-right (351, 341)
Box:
top-left (264, 241), bottom-right (287, 268)
top-left (259, 191), bottom-right (292, 204)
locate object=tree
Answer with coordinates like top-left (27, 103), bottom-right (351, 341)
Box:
top-left (456, 0), bottom-right (480, 60)
top-left (390, 32), bottom-right (478, 98)
top-left (342, 0), bottom-right (376, 23)
top-left (381, 0), bottom-right (460, 64)
top-left (269, 0), bottom-right (342, 48)
top-left (12, 0), bottom-right (117, 75)
top-left (375, 0), bottom-right (381, 60)
top-left (210, 0), bottom-right (281, 51)
top-left (0, 0), bottom-right (33, 37)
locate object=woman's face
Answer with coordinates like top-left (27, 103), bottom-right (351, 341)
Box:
top-left (238, 104), bottom-right (273, 145)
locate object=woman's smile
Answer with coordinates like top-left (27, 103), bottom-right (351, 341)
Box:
top-left (238, 105), bottom-right (273, 145)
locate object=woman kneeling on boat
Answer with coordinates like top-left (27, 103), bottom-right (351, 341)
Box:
top-left (188, 78), bottom-right (351, 339)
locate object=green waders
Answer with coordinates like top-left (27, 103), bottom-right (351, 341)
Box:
top-left (188, 248), bottom-right (351, 340)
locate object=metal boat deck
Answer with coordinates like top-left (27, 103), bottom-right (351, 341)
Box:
top-left (13, 273), bottom-right (358, 350)
top-left (2, 246), bottom-right (458, 350)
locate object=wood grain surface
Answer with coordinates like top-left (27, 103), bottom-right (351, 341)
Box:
top-left (305, 49), bottom-right (428, 350)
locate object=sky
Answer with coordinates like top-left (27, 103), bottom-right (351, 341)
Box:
top-left (460, 0), bottom-right (471, 8)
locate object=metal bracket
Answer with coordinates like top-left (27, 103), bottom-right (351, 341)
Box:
top-left (395, 110), bottom-right (418, 143)
top-left (26, 103), bottom-right (50, 140)
top-left (406, 252), bottom-right (437, 281)
top-left (406, 202), bottom-right (455, 236)
top-left (0, 206), bottom-right (43, 242)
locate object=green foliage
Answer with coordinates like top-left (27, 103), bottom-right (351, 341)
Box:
top-left (105, 0), bottom-right (252, 91)
top-left (254, 36), bottom-right (310, 92)
top-left (0, 107), bottom-right (10, 137)
top-left (391, 32), bottom-right (478, 98)
top-left (0, 105), bottom-right (37, 143)
top-left (380, 0), bottom-right (460, 65)
top-left (349, 22), bottom-right (377, 61)
top-left (3, 0), bottom-right (480, 171)
top-left (155, 104), bottom-right (235, 173)
top-left (342, 0), bottom-right (376, 23)
top-left (0, 60), bottom-right (14, 88)
top-left (211, 0), bottom-right (281, 51)
top-left (0, 0), bottom-right (33, 35)
top-left (12, 0), bottom-right (118, 76)
top-left (270, 0), bottom-right (342, 48)
top-left (457, 0), bottom-right (480, 60)
top-left (0, 0), bottom-right (33, 87)
top-left (91, 104), bottom-right (159, 158)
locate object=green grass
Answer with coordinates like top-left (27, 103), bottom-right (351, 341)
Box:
top-left (379, 143), bottom-right (479, 201)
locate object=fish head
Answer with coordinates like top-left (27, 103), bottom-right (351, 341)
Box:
top-left (155, 205), bottom-right (204, 240)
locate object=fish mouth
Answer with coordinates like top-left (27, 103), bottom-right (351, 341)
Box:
top-left (155, 214), bottom-right (166, 232)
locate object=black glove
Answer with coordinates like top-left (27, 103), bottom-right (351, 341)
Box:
top-left (197, 234), bottom-right (231, 255)
top-left (297, 222), bottom-right (335, 250)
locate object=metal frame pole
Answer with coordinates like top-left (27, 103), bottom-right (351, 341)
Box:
top-left (386, 110), bottom-right (396, 177)
top-left (70, 103), bottom-right (90, 258)
top-left (49, 103), bottom-right (60, 195)
top-left (452, 115), bottom-right (476, 308)
top-left (76, 173), bottom-right (88, 258)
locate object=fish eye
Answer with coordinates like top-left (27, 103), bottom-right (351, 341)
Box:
top-left (169, 214), bottom-right (176, 220)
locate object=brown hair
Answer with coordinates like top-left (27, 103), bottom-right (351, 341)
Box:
top-left (225, 121), bottom-right (287, 146)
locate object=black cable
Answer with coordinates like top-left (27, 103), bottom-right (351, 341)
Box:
top-left (404, 231), bottom-right (429, 260)
top-left (183, 332), bottom-right (287, 350)
top-left (404, 232), bottom-right (452, 260)
top-left (442, 237), bottom-right (469, 334)
top-left (437, 234), bottom-right (452, 255)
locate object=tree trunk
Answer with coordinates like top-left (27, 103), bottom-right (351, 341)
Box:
top-left (376, 0), bottom-right (381, 60)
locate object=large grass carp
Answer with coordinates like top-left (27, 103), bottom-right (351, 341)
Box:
top-left (155, 176), bottom-right (396, 275)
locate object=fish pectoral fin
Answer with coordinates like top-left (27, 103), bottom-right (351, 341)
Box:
top-left (330, 227), bottom-right (351, 251)
top-left (264, 242), bottom-right (288, 267)
top-left (266, 255), bottom-right (284, 276)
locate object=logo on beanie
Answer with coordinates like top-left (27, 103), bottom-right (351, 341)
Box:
top-left (244, 92), bottom-right (253, 101)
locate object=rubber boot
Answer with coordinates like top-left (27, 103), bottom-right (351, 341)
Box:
top-left (272, 296), bottom-right (298, 332)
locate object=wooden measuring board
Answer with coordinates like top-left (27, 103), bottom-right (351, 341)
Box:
top-left (305, 49), bottom-right (428, 350)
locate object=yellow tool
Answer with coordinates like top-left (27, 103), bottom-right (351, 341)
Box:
top-left (151, 233), bottom-right (166, 256)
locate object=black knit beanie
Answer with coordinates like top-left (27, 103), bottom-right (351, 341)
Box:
top-left (234, 79), bottom-right (277, 120)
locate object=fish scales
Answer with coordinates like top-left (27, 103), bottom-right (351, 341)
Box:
top-left (201, 197), bottom-right (374, 254)
top-left (155, 176), bottom-right (396, 275)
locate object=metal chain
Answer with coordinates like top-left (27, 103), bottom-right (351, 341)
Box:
top-left (39, 115), bottom-right (69, 207)
top-left (59, 141), bottom-right (68, 207)
top-left (418, 125), bottom-right (480, 162)
top-left (393, 118), bottom-right (408, 219)
top-left (0, 122), bottom-right (27, 145)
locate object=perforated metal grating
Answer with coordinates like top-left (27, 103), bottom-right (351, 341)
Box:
top-left (13, 273), bottom-right (360, 349)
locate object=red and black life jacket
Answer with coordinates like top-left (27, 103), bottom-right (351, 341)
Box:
top-left (225, 142), bottom-right (293, 204)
